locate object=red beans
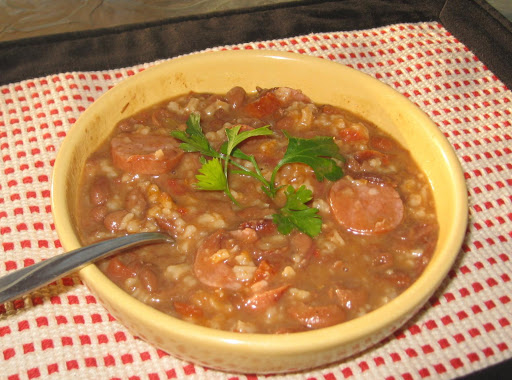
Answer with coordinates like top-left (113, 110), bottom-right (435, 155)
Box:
top-left (370, 135), bottom-right (395, 152)
top-left (353, 149), bottom-right (389, 165)
top-left (89, 176), bottom-right (110, 205)
top-left (238, 219), bottom-right (277, 235)
top-left (103, 210), bottom-right (128, 231)
top-left (288, 303), bottom-right (346, 329)
top-left (139, 265), bottom-right (159, 292)
top-left (90, 205), bottom-right (108, 223)
top-left (226, 86), bottom-right (246, 109)
top-left (334, 287), bottom-right (369, 311)
top-left (106, 257), bottom-right (136, 280)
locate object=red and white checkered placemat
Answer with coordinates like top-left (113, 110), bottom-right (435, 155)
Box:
top-left (1, 21), bottom-right (511, 380)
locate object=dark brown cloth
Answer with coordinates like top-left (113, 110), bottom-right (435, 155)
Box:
top-left (440, 0), bottom-right (512, 87)
top-left (2, 0), bottom-right (510, 87)
top-left (0, 0), bottom-right (470, 84)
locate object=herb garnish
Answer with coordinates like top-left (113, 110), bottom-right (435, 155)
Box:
top-left (272, 185), bottom-right (322, 237)
top-left (171, 113), bottom-right (344, 237)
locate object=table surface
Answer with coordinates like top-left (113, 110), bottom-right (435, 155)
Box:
top-left (1, 1), bottom-right (512, 379)
top-left (0, 0), bottom-right (302, 42)
top-left (0, 0), bottom-right (510, 43)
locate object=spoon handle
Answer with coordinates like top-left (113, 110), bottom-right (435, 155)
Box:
top-left (0, 232), bottom-right (170, 304)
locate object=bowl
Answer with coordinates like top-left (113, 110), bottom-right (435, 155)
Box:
top-left (51, 50), bottom-right (467, 374)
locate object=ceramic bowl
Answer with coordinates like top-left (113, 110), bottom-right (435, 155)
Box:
top-left (51, 50), bottom-right (467, 374)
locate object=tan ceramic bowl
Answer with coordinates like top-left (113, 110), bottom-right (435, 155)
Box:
top-left (52, 50), bottom-right (467, 374)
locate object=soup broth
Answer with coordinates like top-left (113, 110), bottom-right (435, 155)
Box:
top-left (77, 87), bottom-right (438, 333)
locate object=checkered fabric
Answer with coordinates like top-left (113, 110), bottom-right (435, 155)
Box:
top-left (1, 22), bottom-right (511, 380)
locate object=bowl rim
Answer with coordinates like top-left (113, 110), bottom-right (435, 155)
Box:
top-left (51, 49), bottom-right (468, 353)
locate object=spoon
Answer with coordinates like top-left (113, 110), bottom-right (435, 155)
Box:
top-left (0, 232), bottom-right (171, 304)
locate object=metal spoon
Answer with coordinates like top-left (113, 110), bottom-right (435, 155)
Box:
top-left (0, 232), bottom-right (171, 304)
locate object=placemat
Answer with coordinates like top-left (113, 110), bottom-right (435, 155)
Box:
top-left (1, 21), bottom-right (511, 379)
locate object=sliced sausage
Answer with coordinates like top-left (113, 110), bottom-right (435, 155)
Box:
top-left (111, 133), bottom-right (183, 175)
top-left (194, 226), bottom-right (291, 290)
top-left (329, 178), bottom-right (404, 235)
top-left (194, 230), bottom-right (242, 290)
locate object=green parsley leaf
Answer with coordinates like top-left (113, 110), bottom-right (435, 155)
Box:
top-left (195, 157), bottom-right (226, 191)
top-left (171, 113), bottom-right (218, 157)
top-left (272, 185), bottom-right (322, 237)
top-left (273, 134), bottom-right (345, 182)
top-left (220, 125), bottom-right (273, 190)
top-left (224, 125), bottom-right (273, 157)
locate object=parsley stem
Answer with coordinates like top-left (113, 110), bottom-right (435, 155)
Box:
top-left (229, 159), bottom-right (271, 190)
top-left (225, 188), bottom-right (240, 206)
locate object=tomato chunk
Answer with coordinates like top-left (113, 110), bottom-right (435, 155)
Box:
top-left (338, 124), bottom-right (369, 143)
top-left (244, 92), bottom-right (280, 118)
top-left (244, 285), bottom-right (289, 312)
top-left (329, 178), bottom-right (404, 235)
top-left (111, 133), bottom-right (183, 175)
top-left (174, 301), bottom-right (204, 318)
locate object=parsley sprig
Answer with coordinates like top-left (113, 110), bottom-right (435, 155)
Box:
top-left (272, 185), bottom-right (322, 237)
top-left (171, 113), bottom-right (344, 237)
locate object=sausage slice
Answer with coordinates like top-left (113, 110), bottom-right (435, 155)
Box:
top-left (111, 133), bottom-right (183, 175)
top-left (329, 178), bottom-right (404, 235)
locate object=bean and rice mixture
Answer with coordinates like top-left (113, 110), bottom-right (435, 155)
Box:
top-left (77, 87), bottom-right (438, 333)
